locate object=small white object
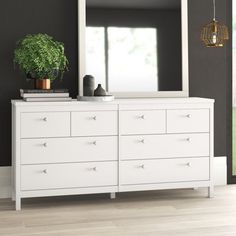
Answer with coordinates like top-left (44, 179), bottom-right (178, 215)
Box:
top-left (77, 95), bottom-right (115, 102)
top-left (24, 97), bottom-right (72, 102)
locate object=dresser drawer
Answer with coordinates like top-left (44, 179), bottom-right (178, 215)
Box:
top-left (120, 110), bottom-right (166, 135)
top-left (21, 162), bottom-right (117, 191)
top-left (167, 109), bottom-right (209, 133)
top-left (21, 136), bottom-right (118, 164)
top-left (120, 157), bottom-right (209, 185)
top-left (71, 111), bottom-right (118, 136)
top-left (21, 112), bottom-right (70, 138)
top-left (121, 133), bottom-right (209, 160)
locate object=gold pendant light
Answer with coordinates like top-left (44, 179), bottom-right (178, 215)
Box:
top-left (201, 0), bottom-right (229, 47)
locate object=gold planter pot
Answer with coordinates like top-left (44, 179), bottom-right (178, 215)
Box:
top-left (35, 79), bottom-right (51, 90)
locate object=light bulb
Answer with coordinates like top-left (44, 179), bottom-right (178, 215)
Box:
top-left (212, 33), bottom-right (217, 44)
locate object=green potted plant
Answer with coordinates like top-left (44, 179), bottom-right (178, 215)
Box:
top-left (14, 33), bottom-right (69, 89)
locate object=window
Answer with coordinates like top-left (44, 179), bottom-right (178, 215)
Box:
top-left (86, 26), bottom-right (158, 92)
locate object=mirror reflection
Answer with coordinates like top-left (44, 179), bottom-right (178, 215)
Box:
top-left (86, 0), bottom-right (182, 92)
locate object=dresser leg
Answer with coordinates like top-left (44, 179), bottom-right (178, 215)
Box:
top-left (16, 197), bottom-right (21, 211)
top-left (110, 192), bottom-right (116, 199)
top-left (208, 186), bottom-right (214, 198)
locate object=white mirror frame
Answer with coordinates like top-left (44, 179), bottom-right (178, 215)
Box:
top-left (78, 0), bottom-right (189, 98)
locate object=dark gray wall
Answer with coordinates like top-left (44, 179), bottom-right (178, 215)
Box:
top-left (188, 0), bottom-right (230, 158)
top-left (0, 0), bottom-right (231, 168)
top-left (188, 0), bottom-right (232, 182)
top-left (0, 0), bottom-right (78, 166)
top-left (87, 8), bottom-right (182, 91)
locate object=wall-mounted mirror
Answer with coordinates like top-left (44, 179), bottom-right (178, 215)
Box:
top-left (78, 0), bottom-right (189, 97)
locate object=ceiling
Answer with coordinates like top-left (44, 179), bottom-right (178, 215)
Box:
top-left (86, 0), bottom-right (181, 10)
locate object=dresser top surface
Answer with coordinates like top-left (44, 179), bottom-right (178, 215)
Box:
top-left (11, 97), bottom-right (214, 106)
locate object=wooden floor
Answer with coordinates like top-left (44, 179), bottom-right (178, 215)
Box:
top-left (1, 186), bottom-right (236, 236)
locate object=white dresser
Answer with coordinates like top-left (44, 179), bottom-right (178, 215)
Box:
top-left (12, 98), bottom-right (214, 210)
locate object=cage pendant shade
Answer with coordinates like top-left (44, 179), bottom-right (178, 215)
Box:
top-left (201, 20), bottom-right (229, 47)
top-left (200, 0), bottom-right (229, 47)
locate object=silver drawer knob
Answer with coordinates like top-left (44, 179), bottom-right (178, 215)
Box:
top-left (42, 169), bottom-right (47, 174)
top-left (138, 115), bottom-right (145, 119)
top-left (92, 116), bottom-right (97, 120)
top-left (88, 167), bottom-right (97, 171)
top-left (186, 138), bottom-right (191, 142)
top-left (186, 114), bottom-right (191, 118)
top-left (140, 139), bottom-right (145, 144)
top-left (186, 162), bottom-right (191, 167)
top-left (137, 164), bottom-right (145, 169)
top-left (43, 143), bottom-right (47, 147)
top-left (92, 141), bottom-right (97, 145)
top-left (42, 117), bottom-right (47, 122)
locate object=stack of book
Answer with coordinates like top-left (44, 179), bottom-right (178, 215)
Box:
top-left (20, 89), bottom-right (72, 102)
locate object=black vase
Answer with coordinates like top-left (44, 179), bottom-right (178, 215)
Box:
top-left (83, 75), bottom-right (95, 96)
top-left (94, 84), bottom-right (106, 96)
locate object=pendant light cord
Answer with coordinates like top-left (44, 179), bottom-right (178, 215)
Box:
top-left (213, 0), bottom-right (216, 21)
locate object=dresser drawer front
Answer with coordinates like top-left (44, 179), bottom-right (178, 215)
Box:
top-left (71, 111), bottom-right (118, 136)
top-left (21, 112), bottom-right (70, 138)
top-left (120, 110), bottom-right (166, 135)
top-left (121, 133), bottom-right (209, 160)
top-left (21, 136), bottom-right (118, 164)
top-left (167, 109), bottom-right (209, 133)
top-left (120, 158), bottom-right (209, 185)
top-left (21, 162), bottom-right (117, 190)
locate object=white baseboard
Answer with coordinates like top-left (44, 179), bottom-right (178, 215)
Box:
top-left (213, 156), bottom-right (227, 186)
top-left (0, 166), bottom-right (11, 199)
top-left (0, 156), bottom-right (228, 199)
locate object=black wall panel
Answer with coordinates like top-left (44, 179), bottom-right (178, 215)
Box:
top-left (188, 0), bottom-right (229, 157)
top-left (0, 0), bottom-right (78, 166)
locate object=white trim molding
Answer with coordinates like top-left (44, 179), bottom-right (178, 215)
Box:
top-left (0, 156), bottom-right (227, 199)
top-left (78, 0), bottom-right (86, 96)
